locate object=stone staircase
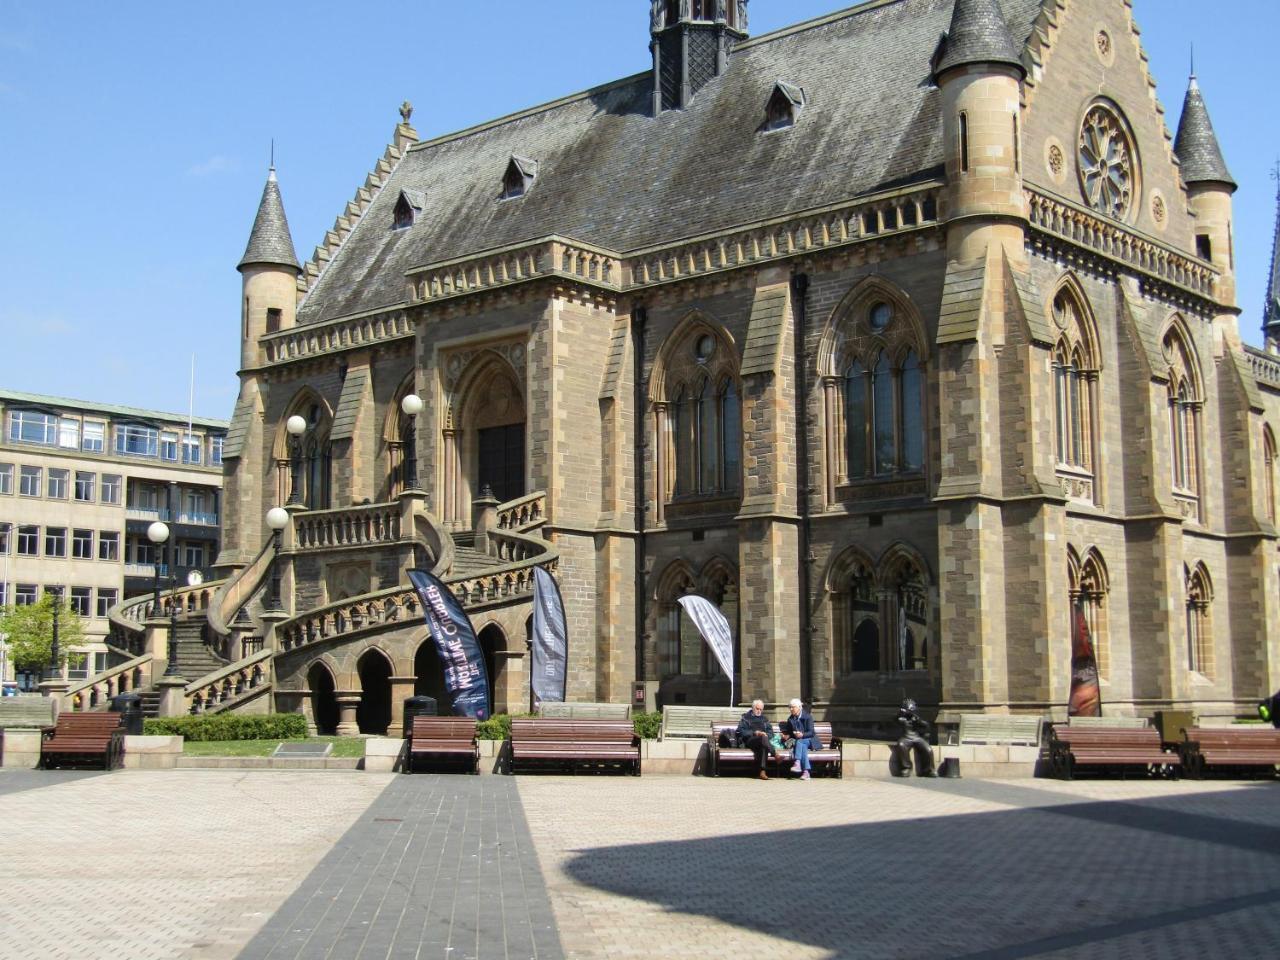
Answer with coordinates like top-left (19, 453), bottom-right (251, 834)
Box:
top-left (450, 531), bottom-right (501, 577)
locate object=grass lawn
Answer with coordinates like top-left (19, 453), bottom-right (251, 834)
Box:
top-left (182, 737), bottom-right (366, 758)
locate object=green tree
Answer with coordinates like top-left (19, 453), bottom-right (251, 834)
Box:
top-left (0, 594), bottom-right (86, 671)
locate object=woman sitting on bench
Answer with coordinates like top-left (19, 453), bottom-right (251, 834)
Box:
top-left (781, 698), bottom-right (821, 781)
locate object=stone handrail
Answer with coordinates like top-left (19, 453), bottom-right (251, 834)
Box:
top-left (185, 648), bottom-right (274, 715)
top-left (414, 510), bottom-right (454, 577)
top-left (496, 491), bottom-right (546, 532)
top-left (1244, 345), bottom-right (1280, 388)
top-left (294, 501), bottom-right (402, 551)
top-left (208, 536), bottom-right (277, 638)
top-left (107, 581), bottom-right (225, 651)
top-left (407, 236), bottom-right (622, 305)
top-left (1025, 188), bottom-right (1217, 299)
top-left (261, 308), bottom-right (412, 365)
top-left (65, 654), bottom-right (154, 712)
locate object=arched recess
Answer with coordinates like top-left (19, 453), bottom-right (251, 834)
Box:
top-left (1050, 276), bottom-right (1101, 495)
top-left (383, 372), bottom-right (420, 499)
top-left (1185, 562), bottom-right (1214, 679)
top-left (826, 545), bottom-right (879, 676)
top-left (414, 634), bottom-right (449, 709)
top-left (650, 555), bottom-right (737, 707)
top-left (356, 646), bottom-right (394, 734)
top-left (273, 388), bottom-right (335, 510)
top-left (1161, 317), bottom-right (1204, 508)
top-left (879, 542), bottom-right (933, 673)
top-left (1073, 547), bottom-right (1111, 679)
top-left (476, 623), bottom-right (506, 716)
top-left (306, 659), bottom-right (339, 735)
top-left (441, 350), bottom-right (526, 526)
top-left (1262, 424), bottom-right (1277, 524)
top-left (817, 277), bottom-right (928, 503)
top-left (649, 312), bottom-right (741, 520)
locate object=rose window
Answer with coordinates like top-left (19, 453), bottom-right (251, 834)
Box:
top-left (1078, 105), bottom-right (1135, 220)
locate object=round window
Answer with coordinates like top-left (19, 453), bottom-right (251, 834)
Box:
top-left (1078, 103), bottom-right (1137, 221)
top-left (869, 302), bottom-right (893, 331)
top-left (694, 334), bottom-right (716, 362)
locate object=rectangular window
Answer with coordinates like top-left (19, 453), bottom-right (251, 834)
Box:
top-left (72, 528), bottom-right (94, 559)
top-left (15, 584), bottom-right (37, 606)
top-left (58, 418), bottom-right (79, 449)
top-left (1196, 234), bottom-right (1212, 262)
top-left (47, 468), bottom-right (69, 499)
top-left (130, 484), bottom-right (160, 510)
top-left (45, 527), bottom-right (67, 558)
top-left (210, 436), bottom-right (224, 466)
top-left (69, 586), bottom-right (92, 617)
top-left (0, 583), bottom-right (6, 606)
top-left (17, 525), bottom-right (39, 556)
top-left (96, 588), bottom-right (119, 619)
top-left (98, 531), bottom-right (120, 561)
top-left (100, 474), bottom-right (121, 504)
top-left (19, 466), bottom-right (42, 497)
top-left (959, 112), bottom-right (970, 173)
top-left (0, 463), bottom-right (11, 495)
top-left (133, 541), bottom-right (156, 566)
top-left (115, 424), bottom-right (159, 458)
top-left (182, 433), bottom-right (202, 465)
top-left (8, 410), bottom-right (57, 445)
top-left (266, 308), bottom-right (281, 333)
top-left (0, 523), bottom-right (9, 554)
top-left (74, 471), bottom-right (96, 501)
top-left (182, 543), bottom-right (205, 568)
top-left (81, 420), bottom-right (105, 452)
top-left (160, 431), bottom-right (179, 462)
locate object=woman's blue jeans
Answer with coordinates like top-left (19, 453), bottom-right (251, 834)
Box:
top-left (792, 736), bottom-right (821, 771)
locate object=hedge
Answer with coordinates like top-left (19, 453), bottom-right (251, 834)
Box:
top-left (632, 711), bottom-right (662, 740)
top-left (143, 713), bottom-right (308, 742)
top-left (473, 712), bottom-right (664, 740)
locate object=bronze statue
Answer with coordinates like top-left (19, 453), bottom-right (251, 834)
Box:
top-left (891, 698), bottom-right (936, 777)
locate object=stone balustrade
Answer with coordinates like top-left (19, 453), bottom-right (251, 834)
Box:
top-left (294, 502), bottom-right (403, 551)
top-left (261, 309), bottom-right (413, 364)
top-left (495, 491), bottom-right (546, 531)
top-left (186, 649), bottom-right (273, 715)
top-left (1245, 345), bottom-right (1280, 388)
top-left (407, 236), bottom-right (622, 304)
top-left (1025, 188), bottom-right (1217, 299)
top-left (65, 654), bottom-right (154, 712)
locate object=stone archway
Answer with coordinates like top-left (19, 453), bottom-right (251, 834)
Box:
top-left (307, 662), bottom-right (339, 735)
top-left (442, 349), bottom-right (527, 526)
top-left (414, 638), bottom-right (449, 713)
top-left (477, 624), bottom-right (506, 717)
top-left (356, 649), bottom-right (393, 734)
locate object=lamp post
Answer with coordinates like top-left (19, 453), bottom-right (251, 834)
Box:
top-left (43, 586), bottom-right (62, 681)
top-left (285, 414), bottom-right (307, 506)
top-left (147, 521), bottom-right (169, 616)
top-left (400, 394), bottom-right (423, 491)
top-left (265, 507), bottom-right (289, 611)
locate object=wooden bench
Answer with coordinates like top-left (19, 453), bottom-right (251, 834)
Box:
top-left (405, 717), bottom-right (479, 774)
top-left (538, 702), bottom-right (631, 720)
top-left (510, 719), bottom-right (640, 775)
top-left (1068, 716), bottom-right (1149, 729)
top-left (708, 722), bottom-right (842, 778)
top-left (958, 714), bottom-right (1043, 747)
top-left (1180, 727), bottom-right (1280, 779)
top-left (660, 705), bottom-right (743, 740)
top-left (0, 697), bottom-right (56, 731)
top-left (1048, 725), bottom-right (1179, 780)
top-left (40, 713), bottom-right (125, 770)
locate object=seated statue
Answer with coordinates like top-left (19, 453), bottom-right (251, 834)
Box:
top-left (890, 698), bottom-right (936, 778)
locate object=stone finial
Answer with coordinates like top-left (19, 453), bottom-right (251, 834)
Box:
top-left (400, 100), bottom-right (413, 124)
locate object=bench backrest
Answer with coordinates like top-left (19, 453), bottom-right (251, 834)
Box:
top-left (511, 719), bottom-right (636, 744)
top-left (0, 697), bottom-right (56, 729)
top-left (538, 702), bottom-right (631, 720)
top-left (1184, 726), bottom-right (1280, 747)
top-left (958, 714), bottom-right (1043, 746)
top-left (48, 713), bottom-right (123, 739)
top-left (410, 717), bottom-right (477, 742)
top-left (709, 722), bottom-right (835, 745)
top-left (1068, 716), bottom-right (1149, 729)
top-left (661, 706), bottom-right (745, 739)
top-left (1051, 724), bottom-right (1162, 747)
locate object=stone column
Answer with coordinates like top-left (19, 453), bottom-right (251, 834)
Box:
top-left (335, 692), bottom-right (361, 737)
top-left (472, 491), bottom-right (499, 555)
top-left (157, 677), bottom-right (187, 718)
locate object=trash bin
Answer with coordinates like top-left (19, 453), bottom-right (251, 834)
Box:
top-left (110, 693), bottom-right (144, 736)
top-left (403, 695), bottom-right (438, 736)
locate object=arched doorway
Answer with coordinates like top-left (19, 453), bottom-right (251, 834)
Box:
top-left (477, 624), bottom-right (506, 716)
top-left (308, 662), bottom-right (339, 735)
top-left (443, 351), bottom-right (527, 525)
top-left (852, 619), bottom-right (880, 672)
top-left (356, 649), bottom-right (393, 734)
top-left (415, 638), bottom-right (449, 712)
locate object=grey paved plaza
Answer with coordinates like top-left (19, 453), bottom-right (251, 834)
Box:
top-left (1, 770), bottom-right (1277, 959)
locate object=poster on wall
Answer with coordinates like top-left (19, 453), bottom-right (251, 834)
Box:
top-left (407, 569), bottom-right (490, 720)
top-left (531, 567), bottom-right (568, 706)
top-left (677, 594), bottom-right (735, 706)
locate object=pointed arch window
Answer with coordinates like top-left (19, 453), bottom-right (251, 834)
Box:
top-left (1185, 564), bottom-right (1214, 679)
top-left (844, 360), bottom-right (868, 480)
top-left (1264, 426), bottom-right (1277, 524)
top-left (696, 380), bottom-right (716, 494)
top-left (1075, 550), bottom-right (1110, 680)
top-left (841, 343), bottom-right (926, 480)
top-left (901, 351), bottom-right (924, 472)
top-left (719, 380), bottom-right (740, 493)
top-left (1162, 324), bottom-right (1201, 508)
top-left (1051, 288), bottom-right (1097, 480)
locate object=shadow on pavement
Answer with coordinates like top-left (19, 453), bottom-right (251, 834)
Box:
top-left (0, 769), bottom-right (107, 797)
top-left (561, 781), bottom-right (1280, 959)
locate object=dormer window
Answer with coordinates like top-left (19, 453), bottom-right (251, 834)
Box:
top-left (501, 155), bottom-right (538, 201)
top-left (392, 189), bottom-right (424, 230)
top-left (763, 82), bottom-right (805, 132)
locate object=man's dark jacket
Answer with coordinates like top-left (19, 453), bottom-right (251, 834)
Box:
top-left (736, 711), bottom-right (774, 746)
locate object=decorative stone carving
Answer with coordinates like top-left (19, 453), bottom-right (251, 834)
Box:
top-left (1078, 104), bottom-right (1137, 221)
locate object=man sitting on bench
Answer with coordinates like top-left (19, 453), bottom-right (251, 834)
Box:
top-left (736, 699), bottom-right (777, 780)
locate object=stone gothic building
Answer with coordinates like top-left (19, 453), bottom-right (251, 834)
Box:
top-left (181, 0), bottom-right (1280, 733)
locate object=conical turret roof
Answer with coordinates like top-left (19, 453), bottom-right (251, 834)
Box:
top-left (1174, 76), bottom-right (1236, 190)
top-left (238, 167), bottom-right (301, 272)
top-left (934, 0), bottom-right (1025, 80)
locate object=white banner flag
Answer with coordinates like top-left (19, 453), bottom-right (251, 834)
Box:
top-left (677, 595), bottom-right (735, 706)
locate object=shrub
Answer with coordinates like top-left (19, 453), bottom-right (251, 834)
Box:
top-left (143, 713), bottom-right (308, 742)
top-left (632, 711), bottom-right (662, 740)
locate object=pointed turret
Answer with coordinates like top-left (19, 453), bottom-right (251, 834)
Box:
top-left (238, 167), bottom-right (301, 273)
top-left (649, 0), bottom-right (748, 114)
top-left (1265, 174), bottom-right (1280, 352)
top-left (1175, 76), bottom-right (1236, 190)
top-left (934, 0), bottom-right (1025, 81)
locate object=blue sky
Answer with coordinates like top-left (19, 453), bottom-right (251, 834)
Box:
top-left (0, 0), bottom-right (1276, 419)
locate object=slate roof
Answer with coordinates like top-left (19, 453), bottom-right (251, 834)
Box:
top-left (934, 0), bottom-right (1025, 79)
top-left (239, 168), bottom-right (301, 272)
top-left (1173, 77), bottom-right (1235, 189)
top-left (297, 0), bottom-right (1045, 325)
